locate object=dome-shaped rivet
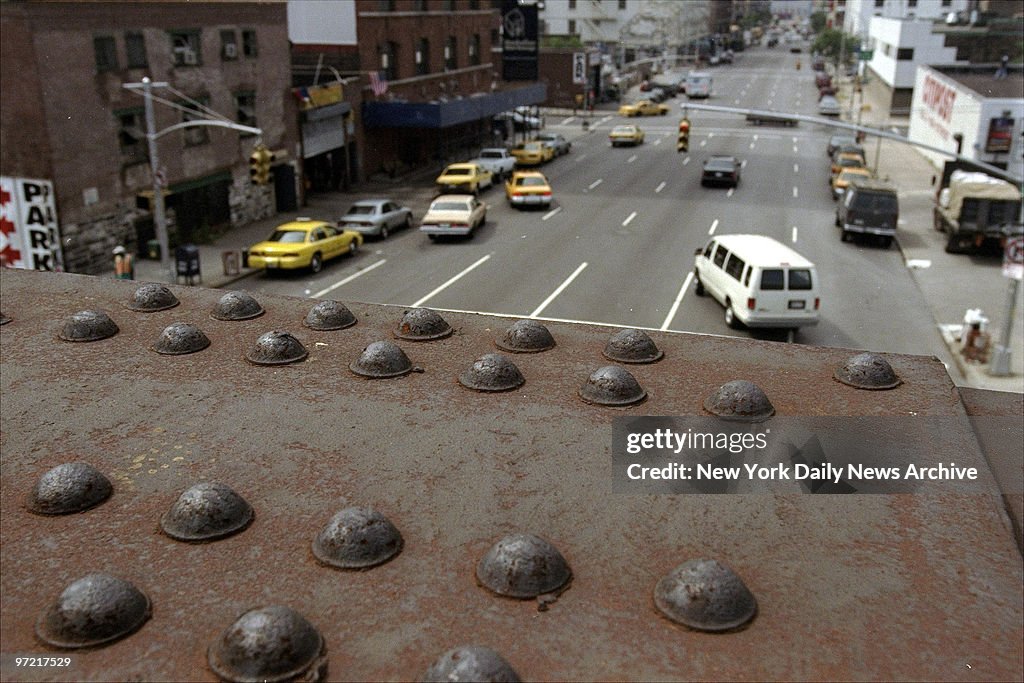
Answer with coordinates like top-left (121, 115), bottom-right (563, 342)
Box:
top-left (578, 365), bottom-right (647, 406)
top-left (126, 283), bottom-right (179, 312)
top-left (246, 331), bottom-right (308, 366)
top-left (208, 605), bottom-right (327, 683)
top-left (458, 353), bottom-right (525, 392)
top-left (350, 340), bottom-right (413, 378)
top-left (421, 646), bottom-right (521, 682)
top-left (211, 291), bottom-right (264, 321)
top-left (27, 462), bottom-right (112, 515)
top-left (303, 300), bottom-right (357, 331)
top-left (36, 573), bottom-right (151, 649)
top-left (654, 559), bottom-right (758, 632)
top-left (152, 322), bottom-right (210, 355)
top-left (160, 482), bottom-right (253, 542)
top-left (602, 328), bottom-right (663, 364)
top-left (312, 507), bottom-right (403, 569)
top-left (834, 352), bottom-right (902, 390)
top-left (495, 319), bottom-right (555, 353)
top-left (703, 379), bottom-right (774, 422)
top-left (476, 533), bottom-right (572, 599)
top-left (1, 311), bottom-right (11, 325)
top-left (394, 307), bottom-right (452, 341)
top-left (58, 310), bottom-right (118, 342)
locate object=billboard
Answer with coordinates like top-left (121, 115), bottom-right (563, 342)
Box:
top-left (985, 117), bottom-right (1014, 154)
top-left (502, 0), bottom-right (538, 81)
top-left (0, 176), bottom-right (64, 271)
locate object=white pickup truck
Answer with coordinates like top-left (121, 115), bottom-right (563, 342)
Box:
top-left (471, 148), bottom-right (517, 181)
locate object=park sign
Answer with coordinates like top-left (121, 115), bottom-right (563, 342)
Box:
top-left (0, 176), bottom-right (64, 271)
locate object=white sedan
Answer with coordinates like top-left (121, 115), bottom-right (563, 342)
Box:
top-left (419, 195), bottom-right (488, 240)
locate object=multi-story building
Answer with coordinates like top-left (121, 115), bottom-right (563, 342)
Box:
top-left (0, 2), bottom-right (298, 274)
top-left (843, 0), bottom-right (969, 37)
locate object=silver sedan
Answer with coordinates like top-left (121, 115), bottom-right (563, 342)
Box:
top-left (338, 198), bottom-right (413, 239)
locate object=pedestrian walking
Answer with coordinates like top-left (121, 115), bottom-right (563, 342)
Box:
top-left (113, 245), bottom-right (134, 280)
top-left (995, 54), bottom-right (1009, 79)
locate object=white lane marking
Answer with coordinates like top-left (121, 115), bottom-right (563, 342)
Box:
top-left (561, 116), bottom-right (576, 125)
top-left (752, 135), bottom-right (759, 142)
top-left (794, 163), bottom-right (799, 173)
top-left (734, 99), bottom-right (741, 105)
top-left (653, 138), bottom-right (662, 146)
top-left (588, 178), bottom-right (603, 190)
top-left (793, 145), bottom-right (799, 154)
top-left (683, 157), bottom-right (691, 165)
top-left (312, 259), bottom-right (387, 298)
top-left (727, 187), bottom-right (735, 198)
top-left (655, 181), bottom-right (666, 193)
top-left (542, 206), bottom-right (562, 221)
top-left (700, 139), bottom-right (707, 147)
top-left (793, 136), bottom-right (799, 144)
top-left (906, 258), bottom-right (932, 269)
top-left (576, 153), bottom-right (587, 163)
top-left (623, 211), bottom-right (637, 226)
top-left (661, 271), bottom-right (695, 331)
top-left (708, 132), bottom-right (714, 138)
top-left (411, 253), bottom-right (492, 307)
top-left (530, 262), bottom-right (588, 319)
top-left (708, 219), bottom-right (719, 234)
top-left (741, 159), bottom-right (748, 168)
top-left (792, 226), bottom-right (798, 242)
top-left (627, 154), bottom-right (638, 163)
top-left (793, 186), bottom-right (799, 198)
top-left (749, 141), bottom-right (756, 149)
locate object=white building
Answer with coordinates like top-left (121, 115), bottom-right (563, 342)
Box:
top-left (843, 0), bottom-right (969, 38)
top-left (908, 64), bottom-right (1023, 180)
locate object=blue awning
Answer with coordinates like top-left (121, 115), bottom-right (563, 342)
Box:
top-left (362, 83), bottom-right (547, 129)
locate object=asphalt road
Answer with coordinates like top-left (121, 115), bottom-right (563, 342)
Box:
top-left (234, 46), bottom-right (952, 363)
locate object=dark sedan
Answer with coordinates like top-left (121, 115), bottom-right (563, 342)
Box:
top-left (701, 156), bottom-right (742, 188)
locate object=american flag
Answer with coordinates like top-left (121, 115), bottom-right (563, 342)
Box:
top-left (369, 71), bottom-right (388, 97)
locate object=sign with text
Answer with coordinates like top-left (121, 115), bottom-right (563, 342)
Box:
top-left (985, 116), bottom-right (1014, 154)
top-left (573, 52), bottom-right (587, 84)
top-left (502, 0), bottom-right (538, 80)
top-left (1004, 237), bottom-right (1023, 280)
top-left (0, 176), bottom-right (63, 271)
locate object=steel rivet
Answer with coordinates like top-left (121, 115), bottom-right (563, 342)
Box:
top-left (654, 559), bottom-right (758, 632)
top-left (476, 533), bottom-right (572, 599)
top-left (578, 365), bottom-right (647, 406)
top-left (602, 328), bottom-right (664, 364)
top-left (160, 482), bottom-right (254, 542)
top-left (703, 379), bottom-right (774, 422)
top-left (58, 310), bottom-right (118, 342)
top-left (312, 507), bottom-right (403, 569)
top-left (1, 311), bottom-right (11, 325)
top-left (126, 283), bottom-right (179, 312)
top-left (350, 340), bottom-right (413, 378)
top-left (394, 307), bottom-right (452, 341)
top-left (211, 291), bottom-right (264, 321)
top-left (153, 322), bottom-right (210, 355)
top-left (834, 352), bottom-right (902, 390)
top-left (495, 319), bottom-right (555, 353)
top-left (36, 573), bottom-right (151, 649)
top-left (27, 462), bottom-right (112, 515)
top-left (421, 646), bottom-right (521, 683)
top-left (303, 300), bottom-right (357, 331)
top-left (459, 353), bottom-right (525, 392)
top-left (246, 331), bottom-right (308, 365)
top-left (208, 605), bottom-right (327, 683)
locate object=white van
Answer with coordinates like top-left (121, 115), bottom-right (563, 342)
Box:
top-left (686, 71), bottom-right (712, 99)
top-left (693, 234), bottom-right (820, 329)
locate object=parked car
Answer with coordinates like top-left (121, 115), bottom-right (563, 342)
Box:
top-left (618, 100), bottom-right (669, 117)
top-left (701, 155), bottom-right (742, 188)
top-left (827, 134), bottom-right (859, 157)
top-left (609, 124), bottom-right (645, 146)
top-left (470, 148), bottom-right (517, 181)
top-left (247, 218), bottom-right (362, 273)
top-left (535, 131), bottom-right (571, 157)
top-left (419, 195), bottom-right (488, 240)
top-left (494, 109), bottom-right (542, 131)
top-left (505, 170), bottom-right (553, 209)
top-left (435, 163), bottom-right (493, 195)
top-left (510, 140), bottom-right (553, 166)
top-left (832, 167), bottom-right (873, 200)
top-left (818, 95), bottom-right (841, 117)
top-left (338, 199), bottom-right (413, 240)
top-left (835, 179), bottom-right (899, 248)
top-left (830, 149), bottom-right (867, 177)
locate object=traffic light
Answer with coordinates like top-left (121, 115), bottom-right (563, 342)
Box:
top-left (249, 145), bottom-right (274, 185)
top-left (677, 118), bottom-right (691, 153)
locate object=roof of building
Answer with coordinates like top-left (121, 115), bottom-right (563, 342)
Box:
top-left (932, 64), bottom-right (1024, 99)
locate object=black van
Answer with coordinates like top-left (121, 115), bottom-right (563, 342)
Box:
top-left (835, 179), bottom-right (899, 248)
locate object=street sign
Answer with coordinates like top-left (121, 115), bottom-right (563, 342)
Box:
top-left (572, 52), bottom-right (586, 85)
top-left (1002, 236), bottom-right (1023, 280)
top-left (857, 50), bottom-right (873, 61)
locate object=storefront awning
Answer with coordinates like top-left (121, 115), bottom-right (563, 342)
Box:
top-left (362, 83), bottom-right (546, 129)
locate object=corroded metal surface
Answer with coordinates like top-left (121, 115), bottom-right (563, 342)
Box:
top-left (1, 269), bottom-right (1022, 681)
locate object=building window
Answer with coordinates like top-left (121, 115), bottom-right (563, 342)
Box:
top-left (897, 48), bottom-right (914, 60)
top-left (441, 0), bottom-right (454, 10)
top-left (416, 38), bottom-right (430, 76)
top-left (125, 32), bottom-right (148, 68)
top-left (874, 0), bottom-right (883, 7)
top-left (181, 96), bottom-right (210, 147)
top-left (235, 91), bottom-right (256, 134)
top-left (469, 0), bottom-right (480, 8)
top-left (941, 0), bottom-right (951, 6)
top-left (94, 36), bottom-right (118, 72)
top-left (445, 37), bottom-right (457, 70)
top-left (381, 42), bottom-right (398, 80)
top-left (169, 30), bottom-right (201, 66)
top-left (619, 0), bottom-right (626, 9)
top-left (413, 0), bottom-right (427, 9)
top-left (242, 30), bottom-right (258, 58)
top-left (116, 108), bottom-right (147, 164)
top-left (469, 34), bottom-right (480, 66)
top-left (569, 0), bottom-right (576, 9)
top-left (377, 0), bottom-right (395, 10)
top-left (568, 19), bottom-right (576, 35)
top-left (221, 30), bottom-right (238, 60)
top-left (907, 0), bottom-right (917, 6)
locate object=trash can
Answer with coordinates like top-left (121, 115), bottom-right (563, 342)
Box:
top-left (147, 239), bottom-right (161, 260)
top-left (175, 244), bottom-right (201, 285)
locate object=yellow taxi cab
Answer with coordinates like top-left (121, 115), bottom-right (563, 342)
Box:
top-left (505, 171), bottom-right (553, 209)
top-left (609, 124), bottom-right (645, 147)
top-left (831, 167), bottom-right (872, 200)
top-left (830, 150), bottom-right (867, 177)
top-left (435, 163), bottom-right (494, 195)
top-left (510, 140), bottom-right (553, 166)
top-left (247, 218), bottom-right (362, 273)
top-left (618, 100), bottom-right (669, 117)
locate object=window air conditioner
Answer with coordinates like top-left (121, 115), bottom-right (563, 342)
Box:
top-left (182, 49), bottom-right (198, 65)
top-left (224, 43), bottom-right (238, 59)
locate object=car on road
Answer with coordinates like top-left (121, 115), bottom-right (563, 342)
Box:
top-left (609, 124), bottom-right (645, 147)
top-left (338, 199), bottom-right (413, 240)
top-left (494, 109), bottom-right (541, 131)
top-left (435, 163), bottom-right (493, 195)
top-left (832, 167), bottom-right (873, 200)
top-left (535, 131), bottom-right (571, 157)
top-left (835, 179), bottom-right (899, 248)
top-left (827, 134), bottom-right (858, 157)
top-left (471, 148), bottom-right (517, 181)
top-left (419, 194), bottom-right (488, 240)
top-left (830, 148), bottom-right (867, 176)
top-left (701, 155), bottom-right (742, 188)
top-left (510, 140), bottom-right (553, 166)
top-left (247, 218), bottom-right (362, 273)
top-left (618, 99), bottom-right (669, 117)
top-left (505, 171), bottom-right (553, 209)
top-left (818, 95), bottom-right (841, 117)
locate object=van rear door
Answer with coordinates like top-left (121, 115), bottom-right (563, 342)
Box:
top-left (753, 267), bottom-right (819, 325)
